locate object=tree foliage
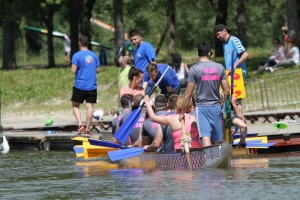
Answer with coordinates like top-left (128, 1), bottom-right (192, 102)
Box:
top-left (0, 0), bottom-right (299, 69)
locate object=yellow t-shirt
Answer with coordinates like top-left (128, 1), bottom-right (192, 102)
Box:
top-left (118, 65), bottom-right (131, 89)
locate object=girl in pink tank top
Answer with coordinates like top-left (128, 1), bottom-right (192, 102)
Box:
top-left (144, 95), bottom-right (201, 151)
top-left (120, 67), bottom-right (145, 98)
top-left (172, 114), bottom-right (200, 150)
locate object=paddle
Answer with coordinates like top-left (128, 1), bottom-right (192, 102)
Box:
top-left (108, 148), bottom-right (144, 161)
top-left (233, 132), bottom-right (259, 139)
top-left (114, 64), bottom-right (172, 144)
top-left (231, 50), bottom-right (235, 96)
top-left (88, 138), bottom-right (126, 149)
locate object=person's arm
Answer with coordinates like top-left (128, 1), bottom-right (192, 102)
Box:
top-left (143, 125), bottom-right (163, 151)
top-left (119, 88), bottom-right (124, 100)
top-left (183, 62), bottom-right (189, 73)
top-left (180, 82), bottom-right (195, 115)
top-left (71, 64), bottom-right (77, 74)
top-left (221, 79), bottom-right (229, 97)
top-left (234, 51), bottom-right (249, 69)
top-left (142, 82), bottom-right (148, 94)
top-left (166, 86), bottom-right (173, 92)
top-left (96, 66), bottom-right (100, 73)
top-left (131, 127), bottom-right (143, 147)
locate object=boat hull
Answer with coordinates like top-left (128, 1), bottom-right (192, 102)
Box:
top-left (119, 145), bottom-right (228, 169)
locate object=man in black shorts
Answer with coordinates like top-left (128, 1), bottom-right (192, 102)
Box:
top-left (71, 35), bottom-right (101, 135)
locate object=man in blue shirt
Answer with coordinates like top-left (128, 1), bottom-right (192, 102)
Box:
top-left (214, 24), bottom-right (248, 113)
top-left (71, 35), bottom-right (100, 135)
top-left (124, 29), bottom-right (156, 94)
top-left (146, 63), bottom-right (180, 95)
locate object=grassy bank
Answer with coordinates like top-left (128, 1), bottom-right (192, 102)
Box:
top-left (1, 47), bottom-right (300, 116)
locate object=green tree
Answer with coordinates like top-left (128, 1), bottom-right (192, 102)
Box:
top-left (0, 0), bottom-right (20, 69)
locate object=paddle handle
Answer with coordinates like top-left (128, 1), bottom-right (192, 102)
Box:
top-left (231, 50), bottom-right (234, 96)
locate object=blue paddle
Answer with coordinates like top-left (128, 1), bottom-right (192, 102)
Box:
top-left (88, 138), bottom-right (126, 149)
top-left (114, 64), bottom-right (172, 144)
top-left (233, 132), bottom-right (259, 139)
top-left (108, 148), bottom-right (144, 161)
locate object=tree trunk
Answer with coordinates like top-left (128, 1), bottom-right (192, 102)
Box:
top-left (43, 10), bottom-right (56, 68)
top-left (287, 0), bottom-right (299, 44)
top-left (237, 0), bottom-right (247, 48)
top-left (113, 0), bottom-right (124, 65)
top-left (209, 0), bottom-right (228, 57)
top-left (79, 0), bottom-right (96, 50)
top-left (69, 0), bottom-right (79, 59)
top-left (167, 0), bottom-right (176, 59)
top-left (2, 21), bottom-right (17, 69)
top-left (156, 21), bottom-right (169, 56)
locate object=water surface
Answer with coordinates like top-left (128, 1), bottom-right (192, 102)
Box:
top-left (1, 150), bottom-right (300, 199)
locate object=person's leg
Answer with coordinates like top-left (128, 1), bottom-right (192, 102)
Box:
top-left (195, 106), bottom-right (212, 147)
top-left (85, 102), bottom-right (94, 133)
top-left (70, 87), bottom-right (85, 134)
top-left (232, 118), bottom-right (247, 145)
top-left (86, 89), bottom-right (97, 134)
top-left (210, 106), bottom-right (223, 144)
top-left (72, 101), bottom-right (82, 126)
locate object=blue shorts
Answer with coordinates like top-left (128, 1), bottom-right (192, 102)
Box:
top-left (195, 106), bottom-right (222, 142)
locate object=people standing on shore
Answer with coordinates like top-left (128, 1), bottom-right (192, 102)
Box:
top-left (214, 24), bottom-right (248, 114)
top-left (171, 53), bottom-right (189, 89)
top-left (145, 63), bottom-right (181, 95)
top-left (70, 35), bottom-right (100, 135)
top-left (123, 29), bottom-right (156, 95)
top-left (180, 42), bottom-right (229, 147)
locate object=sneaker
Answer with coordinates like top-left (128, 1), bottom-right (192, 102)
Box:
top-left (265, 67), bottom-right (269, 71)
top-left (269, 67), bottom-right (274, 73)
top-left (77, 125), bottom-right (85, 135)
top-left (84, 131), bottom-right (91, 135)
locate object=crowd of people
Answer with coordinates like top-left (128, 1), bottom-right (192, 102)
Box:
top-left (69, 23), bottom-right (256, 150)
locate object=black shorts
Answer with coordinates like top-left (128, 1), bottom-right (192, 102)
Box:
top-left (71, 87), bottom-right (97, 103)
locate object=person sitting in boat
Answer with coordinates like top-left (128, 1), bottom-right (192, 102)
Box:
top-left (166, 94), bottom-right (179, 114)
top-left (111, 94), bottom-right (133, 135)
top-left (119, 67), bottom-right (145, 98)
top-left (118, 94), bottom-right (146, 145)
top-left (145, 63), bottom-right (181, 95)
top-left (141, 95), bottom-right (170, 151)
top-left (144, 95), bottom-right (201, 151)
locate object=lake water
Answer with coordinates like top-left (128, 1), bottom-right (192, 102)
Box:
top-left (1, 150), bottom-right (300, 200)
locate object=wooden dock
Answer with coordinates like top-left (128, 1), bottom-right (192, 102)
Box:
top-left (2, 122), bottom-right (113, 151)
top-left (2, 117), bottom-right (300, 155)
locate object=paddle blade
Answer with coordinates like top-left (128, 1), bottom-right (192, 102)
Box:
top-left (73, 146), bottom-right (84, 157)
top-left (108, 148), bottom-right (144, 161)
top-left (233, 132), bottom-right (259, 139)
top-left (114, 107), bottom-right (142, 144)
top-left (88, 138), bottom-right (125, 149)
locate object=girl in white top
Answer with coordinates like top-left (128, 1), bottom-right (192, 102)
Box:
top-left (171, 53), bottom-right (189, 87)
